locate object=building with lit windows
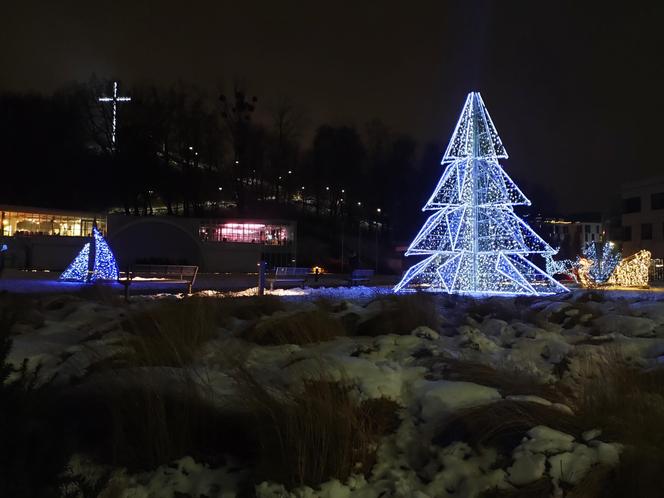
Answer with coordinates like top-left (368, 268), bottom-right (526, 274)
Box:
top-left (535, 217), bottom-right (605, 259)
top-left (0, 205), bottom-right (107, 269)
top-left (109, 215), bottom-right (296, 272)
top-left (0, 204), bottom-right (296, 272)
top-left (621, 177), bottom-right (664, 259)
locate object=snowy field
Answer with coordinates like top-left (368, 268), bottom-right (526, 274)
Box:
top-left (3, 285), bottom-right (664, 497)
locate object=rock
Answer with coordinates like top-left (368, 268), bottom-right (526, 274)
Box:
top-left (596, 442), bottom-right (621, 466)
top-left (480, 318), bottom-right (508, 337)
top-left (458, 325), bottom-right (501, 353)
top-left (522, 426), bottom-right (575, 455)
top-left (582, 429), bottom-right (602, 442)
top-left (411, 326), bottom-right (440, 340)
top-left (548, 445), bottom-right (598, 484)
top-left (551, 403), bottom-right (574, 415)
top-left (506, 395), bottom-right (552, 407)
top-left (592, 315), bottom-right (655, 338)
top-left (417, 380), bottom-right (502, 421)
top-left (508, 450), bottom-right (546, 485)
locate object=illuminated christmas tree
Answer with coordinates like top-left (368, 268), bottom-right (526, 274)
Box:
top-left (91, 226), bottom-right (119, 281)
top-left (59, 226), bottom-right (118, 282)
top-left (395, 92), bottom-right (567, 295)
top-left (60, 242), bottom-right (91, 281)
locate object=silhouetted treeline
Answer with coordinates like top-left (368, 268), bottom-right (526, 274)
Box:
top-left (0, 78), bottom-right (442, 240)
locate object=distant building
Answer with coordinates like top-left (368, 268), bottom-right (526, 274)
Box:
top-left (109, 215), bottom-right (296, 272)
top-left (535, 217), bottom-right (605, 258)
top-left (621, 176), bottom-right (664, 259)
top-left (0, 205), bottom-right (107, 270)
top-left (0, 204), bottom-right (296, 272)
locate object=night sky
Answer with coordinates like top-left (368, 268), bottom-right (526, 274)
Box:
top-left (2, 1), bottom-right (663, 215)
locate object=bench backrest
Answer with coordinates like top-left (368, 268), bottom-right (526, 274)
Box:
top-left (274, 267), bottom-right (310, 277)
top-left (351, 269), bottom-right (374, 278)
top-left (132, 264), bottom-right (199, 281)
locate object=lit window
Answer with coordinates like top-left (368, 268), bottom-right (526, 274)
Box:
top-left (199, 222), bottom-right (291, 245)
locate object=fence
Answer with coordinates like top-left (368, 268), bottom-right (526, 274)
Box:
top-left (650, 259), bottom-right (664, 281)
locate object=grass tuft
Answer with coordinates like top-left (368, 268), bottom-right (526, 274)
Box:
top-left (120, 298), bottom-right (219, 366)
top-left (242, 310), bottom-right (346, 345)
top-left (434, 400), bottom-right (581, 454)
top-left (357, 293), bottom-right (440, 336)
top-left (234, 368), bottom-right (400, 489)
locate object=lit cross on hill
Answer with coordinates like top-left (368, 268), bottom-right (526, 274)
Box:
top-left (98, 81), bottom-right (131, 148)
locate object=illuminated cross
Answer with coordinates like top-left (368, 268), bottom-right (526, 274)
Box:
top-left (98, 81), bottom-right (131, 148)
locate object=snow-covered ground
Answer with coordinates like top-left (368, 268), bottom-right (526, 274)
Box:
top-left (5, 285), bottom-right (664, 497)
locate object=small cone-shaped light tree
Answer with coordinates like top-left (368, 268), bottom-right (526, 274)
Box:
top-left (59, 226), bottom-right (119, 282)
top-left (395, 92), bottom-right (567, 296)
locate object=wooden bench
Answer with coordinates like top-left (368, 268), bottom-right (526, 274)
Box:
top-left (349, 268), bottom-right (374, 285)
top-left (122, 264), bottom-right (199, 295)
top-left (269, 266), bottom-right (310, 290)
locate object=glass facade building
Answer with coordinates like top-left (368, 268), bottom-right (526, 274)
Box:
top-left (0, 206), bottom-right (107, 237)
top-left (199, 221), bottom-right (292, 246)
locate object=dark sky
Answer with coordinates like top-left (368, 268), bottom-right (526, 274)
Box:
top-left (1, 1), bottom-right (663, 215)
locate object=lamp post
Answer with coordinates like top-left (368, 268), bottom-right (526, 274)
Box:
top-left (357, 201), bottom-right (362, 264)
top-left (375, 208), bottom-right (381, 272)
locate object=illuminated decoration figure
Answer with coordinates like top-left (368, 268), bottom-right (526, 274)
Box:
top-left (60, 243), bottom-right (91, 281)
top-left (544, 248), bottom-right (577, 283)
top-left (59, 227), bottom-right (118, 282)
top-left (98, 81), bottom-right (131, 148)
top-left (395, 92), bottom-right (567, 295)
top-left (576, 257), bottom-right (595, 288)
top-left (583, 241), bottom-right (621, 285)
top-left (606, 250), bottom-right (651, 288)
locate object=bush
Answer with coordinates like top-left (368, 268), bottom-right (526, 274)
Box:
top-left (356, 293), bottom-right (440, 336)
top-left (434, 400), bottom-right (581, 454)
top-left (0, 303), bottom-right (72, 498)
top-left (243, 310), bottom-right (346, 345)
top-left (121, 297), bottom-right (220, 366)
top-left (235, 368), bottom-right (400, 489)
top-left (61, 374), bottom-right (255, 472)
top-left (566, 359), bottom-right (664, 497)
top-left (427, 358), bottom-right (570, 403)
top-left (218, 295), bottom-right (285, 321)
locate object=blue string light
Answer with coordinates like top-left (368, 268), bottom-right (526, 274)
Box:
top-left (59, 226), bottom-right (118, 282)
top-left (395, 92), bottom-right (568, 296)
top-left (584, 241), bottom-right (620, 285)
top-left (90, 226), bottom-right (119, 281)
top-left (59, 242), bottom-right (91, 282)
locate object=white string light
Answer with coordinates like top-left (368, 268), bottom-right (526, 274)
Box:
top-left (98, 81), bottom-right (131, 147)
top-left (395, 92), bottom-right (567, 296)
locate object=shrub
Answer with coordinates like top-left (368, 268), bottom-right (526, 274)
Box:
top-left (565, 359), bottom-right (664, 497)
top-left (0, 304), bottom-right (72, 498)
top-left (427, 358), bottom-right (570, 403)
top-left (234, 368), bottom-right (400, 489)
top-left (215, 295), bottom-right (285, 321)
top-left (243, 310), bottom-right (346, 345)
top-left (61, 374), bottom-right (255, 472)
top-left (356, 293), bottom-right (440, 336)
top-left (121, 297), bottom-right (219, 366)
top-left (434, 400), bottom-right (581, 454)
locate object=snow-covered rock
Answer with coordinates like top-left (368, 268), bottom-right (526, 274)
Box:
top-left (416, 380), bottom-right (502, 421)
top-left (592, 314), bottom-right (656, 337)
top-left (507, 450), bottom-right (546, 485)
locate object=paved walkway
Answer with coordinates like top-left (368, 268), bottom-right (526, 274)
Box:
top-left (0, 270), bottom-right (399, 295)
